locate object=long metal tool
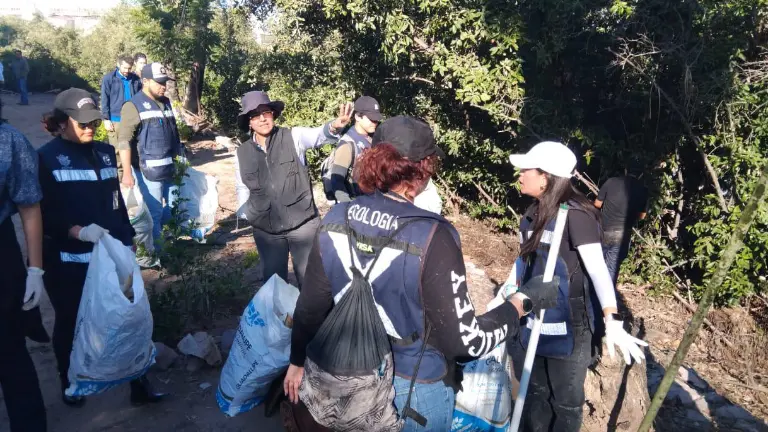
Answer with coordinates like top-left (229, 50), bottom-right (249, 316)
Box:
top-left (509, 203), bottom-right (569, 431)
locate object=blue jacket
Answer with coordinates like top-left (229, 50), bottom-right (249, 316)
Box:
top-left (100, 69), bottom-right (141, 122)
top-left (317, 192), bottom-right (460, 382)
top-left (37, 137), bottom-right (134, 264)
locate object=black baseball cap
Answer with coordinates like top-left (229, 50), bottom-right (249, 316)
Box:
top-left (54, 88), bottom-right (102, 124)
top-left (354, 96), bottom-right (382, 122)
top-left (372, 115), bottom-right (446, 161)
top-left (141, 62), bottom-right (174, 84)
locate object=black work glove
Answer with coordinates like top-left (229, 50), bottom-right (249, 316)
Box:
top-left (518, 275), bottom-right (560, 311)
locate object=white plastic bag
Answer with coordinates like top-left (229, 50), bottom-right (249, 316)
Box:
top-left (122, 185), bottom-right (154, 252)
top-left (452, 290), bottom-right (515, 432)
top-left (65, 234), bottom-right (156, 397)
top-left (414, 178), bottom-right (443, 215)
top-left (216, 275), bottom-right (300, 417)
top-left (180, 167), bottom-right (218, 241)
top-left (233, 151), bottom-right (250, 221)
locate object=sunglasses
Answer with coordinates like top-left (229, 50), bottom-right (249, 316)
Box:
top-left (250, 110), bottom-right (274, 120)
top-left (77, 119), bottom-right (102, 129)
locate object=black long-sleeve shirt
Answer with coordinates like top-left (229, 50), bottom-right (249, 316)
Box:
top-left (290, 223), bottom-right (521, 381)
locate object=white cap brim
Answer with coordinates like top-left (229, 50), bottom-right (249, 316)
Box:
top-left (509, 154), bottom-right (536, 170)
top-left (508, 152), bottom-right (574, 178)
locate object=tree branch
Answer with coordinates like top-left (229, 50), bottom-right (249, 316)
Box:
top-left (610, 48), bottom-right (730, 214)
top-left (574, 170), bottom-right (599, 195)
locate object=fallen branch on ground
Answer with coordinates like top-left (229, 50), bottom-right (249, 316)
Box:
top-left (670, 290), bottom-right (735, 349)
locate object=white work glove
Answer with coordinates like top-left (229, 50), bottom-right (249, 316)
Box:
top-left (78, 224), bottom-right (109, 243)
top-left (604, 319), bottom-right (649, 365)
top-left (23, 267), bottom-right (45, 311)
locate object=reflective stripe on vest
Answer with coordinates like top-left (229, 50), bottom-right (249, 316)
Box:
top-left (138, 109), bottom-right (175, 120)
top-left (100, 167), bottom-right (118, 180)
top-left (525, 317), bottom-right (568, 335)
top-left (144, 157), bottom-right (174, 168)
top-left (52, 169), bottom-right (98, 182)
top-left (60, 251), bottom-right (92, 263)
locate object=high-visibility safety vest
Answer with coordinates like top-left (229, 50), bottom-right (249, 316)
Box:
top-left (37, 137), bottom-right (134, 264)
top-left (317, 192), bottom-right (460, 382)
top-left (516, 202), bottom-right (599, 358)
top-left (130, 91), bottom-right (182, 182)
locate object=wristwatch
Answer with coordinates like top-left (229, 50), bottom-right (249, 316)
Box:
top-left (522, 297), bottom-right (533, 315)
top-left (604, 313), bottom-right (623, 322)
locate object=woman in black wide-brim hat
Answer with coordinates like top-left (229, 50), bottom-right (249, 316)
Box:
top-left (235, 91), bottom-right (353, 287)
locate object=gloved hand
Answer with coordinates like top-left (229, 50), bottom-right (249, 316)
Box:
top-left (78, 224), bottom-right (109, 243)
top-left (517, 275), bottom-right (560, 311)
top-left (23, 267), bottom-right (45, 311)
top-left (604, 319), bottom-right (648, 365)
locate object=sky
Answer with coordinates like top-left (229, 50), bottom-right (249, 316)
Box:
top-left (30, 0), bottom-right (123, 10)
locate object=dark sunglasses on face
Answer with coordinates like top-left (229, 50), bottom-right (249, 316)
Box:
top-left (250, 110), bottom-right (274, 120)
top-left (77, 119), bottom-right (102, 130)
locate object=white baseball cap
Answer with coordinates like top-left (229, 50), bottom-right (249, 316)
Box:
top-left (508, 141), bottom-right (577, 178)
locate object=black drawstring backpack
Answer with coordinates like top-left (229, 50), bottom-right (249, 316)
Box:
top-left (299, 207), bottom-right (432, 431)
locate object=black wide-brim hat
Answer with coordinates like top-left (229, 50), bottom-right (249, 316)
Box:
top-left (237, 91), bottom-right (285, 131)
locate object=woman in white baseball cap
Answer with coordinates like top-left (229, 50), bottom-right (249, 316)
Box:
top-left (508, 141), bottom-right (647, 431)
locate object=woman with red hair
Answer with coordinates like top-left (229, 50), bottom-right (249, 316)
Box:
top-left (283, 116), bottom-right (560, 430)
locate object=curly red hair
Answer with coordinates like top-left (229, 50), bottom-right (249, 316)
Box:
top-left (355, 143), bottom-right (440, 194)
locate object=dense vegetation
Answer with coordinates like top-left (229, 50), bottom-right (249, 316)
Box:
top-left (1, 0), bottom-right (766, 306)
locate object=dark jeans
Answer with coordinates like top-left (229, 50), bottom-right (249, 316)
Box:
top-left (393, 375), bottom-right (455, 431)
top-left (602, 230), bottom-right (630, 286)
top-left (512, 324), bottom-right (594, 432)
top-left (18, 78), bottom-right (28, 105)
top-left (42, 248), bottom-right (89, 391)
top-left (252, 217), bottom-right (320, 288)
top-left (0, 218), bottom-right (46, 432)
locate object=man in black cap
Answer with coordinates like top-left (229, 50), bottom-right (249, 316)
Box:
top-left (236, 91), bottom-right (353, 287)
top-left (321, 95), bottom-right (382, 203)
top-left (117, 62), bottom-right (184, 257)
top-left (37, 88), bottom-right (166, 407)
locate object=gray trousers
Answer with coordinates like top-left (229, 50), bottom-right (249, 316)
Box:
top-left (252, 217), bottom-right (320, 288)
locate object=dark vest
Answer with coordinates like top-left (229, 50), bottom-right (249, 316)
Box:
top-left (38, 138), bottom-right (134, 264)
top-left (517, 203), bottom-right (597, 358)
top-left (130, 91), bottom-right (180, 182)
top-left (237, 127), bottom-right (317, 234)
top-left (317, 192), bottom-right (460, 382)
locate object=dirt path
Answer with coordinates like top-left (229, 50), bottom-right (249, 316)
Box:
top-left (0, 93), bottom-right (283, 432)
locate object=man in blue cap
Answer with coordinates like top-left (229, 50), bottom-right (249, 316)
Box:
top-left (236, 91), bottom-right (353, 287)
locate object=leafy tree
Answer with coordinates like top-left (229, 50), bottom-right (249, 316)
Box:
top-left (242, 0), bottom-right (768, 305)
top-left (132, 0), bottom-right (218, 110)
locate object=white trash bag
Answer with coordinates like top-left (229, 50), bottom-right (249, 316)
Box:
top-left (217, 275), bottom-right (300, 417)
top-left (233, 151), bottom-right (250, 221)
top-left (452, 265), bottom-right (518, 432)
top-left (414, 178), bottom-right (443, 215)
top-left (65, 234), bottom-right (156, 397)
top-left (121, 185), bottom-right (154, 252)
top-left (180, 167), bottom-right (218, 241)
